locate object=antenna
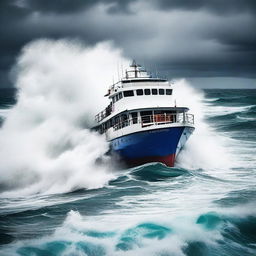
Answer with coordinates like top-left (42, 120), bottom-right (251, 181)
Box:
top-left (121, 62), bottom-right (124, 79)
top-left (155, 64), bottom-right (158, 78)
top-left (117, 62), bottom-right (120, 81)
top-left (131, 59), bottom-right (137, 67)
top-left (131, 60), bottom-right (141, 78)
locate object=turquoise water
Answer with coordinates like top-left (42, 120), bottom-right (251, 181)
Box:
top-left (0, 88), bottom-right (256, 256)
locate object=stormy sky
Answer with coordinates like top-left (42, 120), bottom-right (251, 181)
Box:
top-left (0, 0), bottom-right (256, 88)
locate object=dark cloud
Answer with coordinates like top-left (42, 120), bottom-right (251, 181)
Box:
top-left (0, 0), bottom-right (256, 88)
top-left (17, 0), bottom-right (136, 14)
top-left (0, 0), bottom-right (137, 87)
top-left (153, 0), bottom-right (256, 15)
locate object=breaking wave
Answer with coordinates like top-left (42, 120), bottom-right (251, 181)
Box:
top-left (0, 39), bottom-right (130, 197)
top-left (2, 206), bottom-right (256, 256)
top-left (173, 80), bottom-right (233, 171)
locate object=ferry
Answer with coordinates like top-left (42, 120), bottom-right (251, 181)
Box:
top-left (94, 61), bottom-right (195, 167)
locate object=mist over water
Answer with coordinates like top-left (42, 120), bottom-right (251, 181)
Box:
top-left (0, 40), bottom-right (255, 256)
top-left (0, 40), bottom-right (130, 196)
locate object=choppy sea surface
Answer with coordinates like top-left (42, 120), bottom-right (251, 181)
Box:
top-left (0, 88), bottom-right (255, 256)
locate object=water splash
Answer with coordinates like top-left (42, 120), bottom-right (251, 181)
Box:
top-left (173, 80), bottom-right (233, 171)
top-left (0, 39), bottom-right (130, 197)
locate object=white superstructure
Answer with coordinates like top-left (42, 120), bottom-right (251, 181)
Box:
top-left (94, 61), bottom-right (194, 142)
top-left (93, 61), bottom-right (195, 167)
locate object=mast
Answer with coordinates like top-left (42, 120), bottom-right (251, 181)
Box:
top-left (130, 60), bottom-right (141, 78)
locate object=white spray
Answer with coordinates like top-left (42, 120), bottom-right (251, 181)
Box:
top-left (0, 39), bottom-right (130, 196)
top-left (173, 79), bottom-right (232, 171)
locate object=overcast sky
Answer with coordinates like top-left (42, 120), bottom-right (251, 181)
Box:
top-left (1, 0), bottom-right (256, 88)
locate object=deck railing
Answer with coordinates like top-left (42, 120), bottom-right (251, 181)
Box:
top-left (112, 113), bottom-right (194, 131)
top-left (95, 105), bottom-right (113, 123)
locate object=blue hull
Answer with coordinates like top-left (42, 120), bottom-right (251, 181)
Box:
top-left (110, 126), bottom-right (194, 167)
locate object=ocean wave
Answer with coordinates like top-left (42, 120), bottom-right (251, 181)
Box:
top-left (237, 115), bottom-right (256, 121)
top-left (204, 105), bottom-right (254, 117)
top-left (219, 120), bottom-right (256, 132)
top-left (214, 189), bottom-right (256, 207)
top-left (130, 163), bottom-right (189, 182)
top-left (207, 110), bottom-right (256, 123)
top-left (203, 97), bottom-right (220, 102)
top-left (207, 117), bottom-right (256, 137)
top-left (204, 90), bottom-right (256, 107)
top-left (1, 207), bottom-right (256, 256)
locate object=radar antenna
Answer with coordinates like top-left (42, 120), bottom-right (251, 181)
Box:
top-left (130, 60), bottom-right (141, 78)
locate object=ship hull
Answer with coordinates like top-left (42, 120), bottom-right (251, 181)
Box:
top-left (110, 126), bottom-right (194, 167)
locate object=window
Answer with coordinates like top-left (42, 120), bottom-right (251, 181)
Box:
top-left (121, 114), bottom-right (128, 128)
top-left (115, 95), bottom-right (118, 102)
top-left (112, 97), bottom-right (116, 103)
top-left (114, 116), bottom-right (119, 125)
top-left (107, 120), bottom-right (111, 129)
top-left (136, 89), bottom-right (143, 96)
top-left (159, 89), bottom-right (164, 95)
top-left (119, 92), bottom-right (123, 99)
top-left (152, 89), bottom-right (158, 95)
top-left (144, 89), bottom-right (151, 95)
top-left (131, 112), bottom-right (138, 124)
top-left (166, 89), bottom-right (172, 95)
top-left (141, 111), bottom-right (152, 116)
top-left (141, 111), bottom-right (153, 123)
top-left (123, 90), bottom-right (134, 97)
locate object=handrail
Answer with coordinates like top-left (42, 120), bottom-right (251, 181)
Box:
top-left (111, 113), bottom-right (194, 131)
top-left (95, 105), bottom-right (113, 122)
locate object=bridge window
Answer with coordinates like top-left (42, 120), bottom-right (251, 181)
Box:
top-left (144, 89), bottom-right (151, 95)
top-left (136, 89), bottom-right (143, 96)
top-left (118, 92), bottom-right (123, 99)
top-left (123, 90), bottom-right (134, 97)
top-left (159, 89), bottom-right (164, 95)
top-left (166, 89), bottom-right (172, 95)
top-left (152, 89), bottom-right (158, 95)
